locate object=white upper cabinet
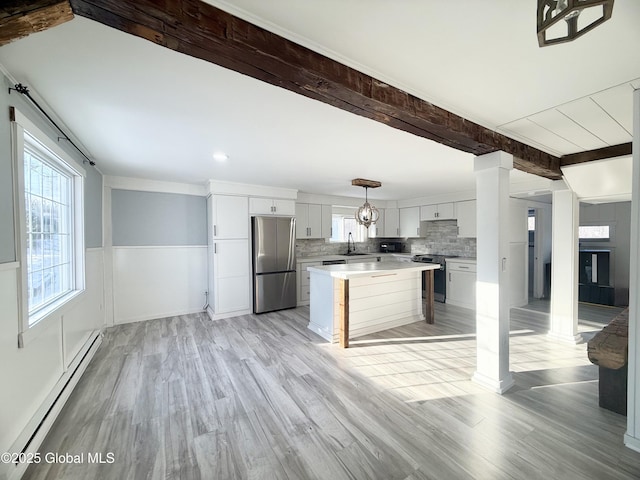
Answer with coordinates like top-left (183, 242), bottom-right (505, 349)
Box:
top-left (384, 208), bottom-right (400, 237)
top-left (211, 195), bottom-right (249, 239)
top-left (249, 197), bottom-right (295, 216)
top-left (296, 203), bottom-right (329, 239)
top-left (399, 206), bottom-right (421, 237)
top-left (321, 204), bottom-right (332, 238)
top-left (369, 208), bottom-right (385, 238)
top-left (456, 200), bottom-right (477, 237)
top-left (420, 202), bottom-right (455, 221)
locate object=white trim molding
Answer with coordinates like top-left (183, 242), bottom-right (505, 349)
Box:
top-left (105, 175), bottom-right (208, 196)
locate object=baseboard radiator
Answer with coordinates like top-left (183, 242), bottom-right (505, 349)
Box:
top-left (2, 330), bottom-right (103, 480)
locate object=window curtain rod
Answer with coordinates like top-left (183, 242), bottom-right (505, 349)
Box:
top-left (9, 83), bottom-right (96, 167)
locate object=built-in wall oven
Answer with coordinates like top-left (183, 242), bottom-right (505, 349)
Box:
top-left (412, 254), bottom-right (457, 303)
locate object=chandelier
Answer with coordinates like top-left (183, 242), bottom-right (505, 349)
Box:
top-left (537, 0), bottom-right (614, 47)
top-left (352, 178), bottom-right (381, 229)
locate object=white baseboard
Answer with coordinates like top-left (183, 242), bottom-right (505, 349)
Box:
top-left (624, 433), bottom-right (640, 453)
top-left (3, 330), bottom-right (102, 480)
top-left (472, 370), bottom-right (515, 395)
top-left (114, 308), bottom-right (205, 325)
top-left (206, 306), bottom-right (251, 321)
top-left (307, 321), bottom-right (332, 342)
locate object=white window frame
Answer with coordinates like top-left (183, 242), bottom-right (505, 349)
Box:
top-left (11, 108), bottom-right (86, 346)
top-left (330, 209), bottom-right (368, 243)
top-left (579, 223), bottom-right (613, 242)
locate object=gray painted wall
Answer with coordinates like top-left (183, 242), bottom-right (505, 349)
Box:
top-left (85, 167), bottom-right (103, 248)
top-left (112, 190), bottom-right (207, 246)
top-left (0, 76), bottom-right (16, 263)
top-left (0, 73), bottom-right (103, 262)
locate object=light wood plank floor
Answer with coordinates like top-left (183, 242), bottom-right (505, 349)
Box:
top-left (24, 303), bottom-right (640, 479)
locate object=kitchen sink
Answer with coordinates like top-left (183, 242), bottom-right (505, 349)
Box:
top-left (343, 252), bottom-right (370, 256)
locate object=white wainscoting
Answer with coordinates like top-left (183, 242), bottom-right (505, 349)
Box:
top-left (63, 248), bottom-right (105, 369)
top-left (112, 246), bottom-right (208, 324)
top-left (0, 249), bottom-right (104, 480)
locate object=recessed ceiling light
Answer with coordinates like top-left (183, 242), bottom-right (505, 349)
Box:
top-left (212, 151), bottom-right (229, 162)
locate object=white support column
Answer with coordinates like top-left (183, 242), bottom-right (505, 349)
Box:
top-left (548, 181), bottom-right (581, 344)
top-left (472, 151), bottom-right (514, 394)
top-left (625, 88), bottom-right (640, 453)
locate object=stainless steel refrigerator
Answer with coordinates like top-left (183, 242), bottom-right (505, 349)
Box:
top-left (251, 216), bottom-right (297, 313)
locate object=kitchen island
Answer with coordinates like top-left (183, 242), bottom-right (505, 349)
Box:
top-left (307, 261), bottom-right (440, 347)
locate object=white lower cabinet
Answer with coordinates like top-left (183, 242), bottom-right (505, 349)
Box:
top-left (446, 260), bottom-right (476, 310)
top-left (212, 239), bottom-right (251, 315)
top-left (297, 261), bottom-right (322, 306)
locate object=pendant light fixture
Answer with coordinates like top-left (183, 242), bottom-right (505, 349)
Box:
top-left (537, 0), bottom-right (614, 47)
top-left (352, 178), bottom-right (381, 229)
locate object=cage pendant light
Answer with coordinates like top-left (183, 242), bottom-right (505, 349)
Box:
top-left (352, 178), bottom-right (381, 229)
top-left (537, 0), bottom-right (614, 47)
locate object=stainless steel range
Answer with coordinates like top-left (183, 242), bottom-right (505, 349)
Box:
top-left (412, 254), bottom-right (458, 303)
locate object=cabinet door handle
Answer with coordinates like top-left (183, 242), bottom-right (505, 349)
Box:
top-left (213, 225), bottom-right (217, 236)
top-left (449, 272), bottom-right (451, 282)
top-left (459, 266), bottom-right (469, 269)
top-left (214, 243), bottom-right (217, 254)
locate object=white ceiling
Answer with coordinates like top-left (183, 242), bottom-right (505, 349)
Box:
top-left (0, 1), bottom-right (638, 201)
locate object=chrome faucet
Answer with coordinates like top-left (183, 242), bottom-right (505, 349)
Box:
top-left (347, 232), bottom-right (355, 254)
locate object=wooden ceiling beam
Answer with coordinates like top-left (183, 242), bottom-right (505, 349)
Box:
top-left (0, 0), bottom-right (74, 47)
top-left (560, 142), bottom-right (632, 167)
top-left (65, 0), bottom-right (561, 179)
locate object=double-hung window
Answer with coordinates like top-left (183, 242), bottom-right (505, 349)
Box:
top-left (12, 108), bottom-right (85, 337)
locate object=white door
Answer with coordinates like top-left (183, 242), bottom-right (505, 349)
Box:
top-left (295, 203), bottom-right (309, 238)
top-left (399, 206), bottom-right (420, 237)
top-left (369, 209), bottom-right (385, 238)
top-left (249, 197), bottom-right (274, 215)
top-left (321, 204), bottom-right (332, 238)
top-left (273, 199), bottom-right (296, 215)
top-left (384, 208), bottom-right (400, 237)
top-left (214, 239), bottom-right (250, 313)
top-left (456, 200), bottom-right (477, 237)
top-left (213, 195), bottom-right (248, 239)
top-left (438, 202), bottom-right (455, 220)
top-left (307, 204), bottom-right (323, 238)
top-left (420, 204), bottom-right (438, 220)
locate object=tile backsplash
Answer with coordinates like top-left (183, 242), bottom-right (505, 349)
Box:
top-left (296, 220), bottom-right (476, 258)
top-left (407, 220), bottom-right (476, 257)
top-left (296, 238), bottom-right (379, 257)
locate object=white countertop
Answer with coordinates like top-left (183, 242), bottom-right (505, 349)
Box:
top-left (307, 261), bottom-right (440, 279)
